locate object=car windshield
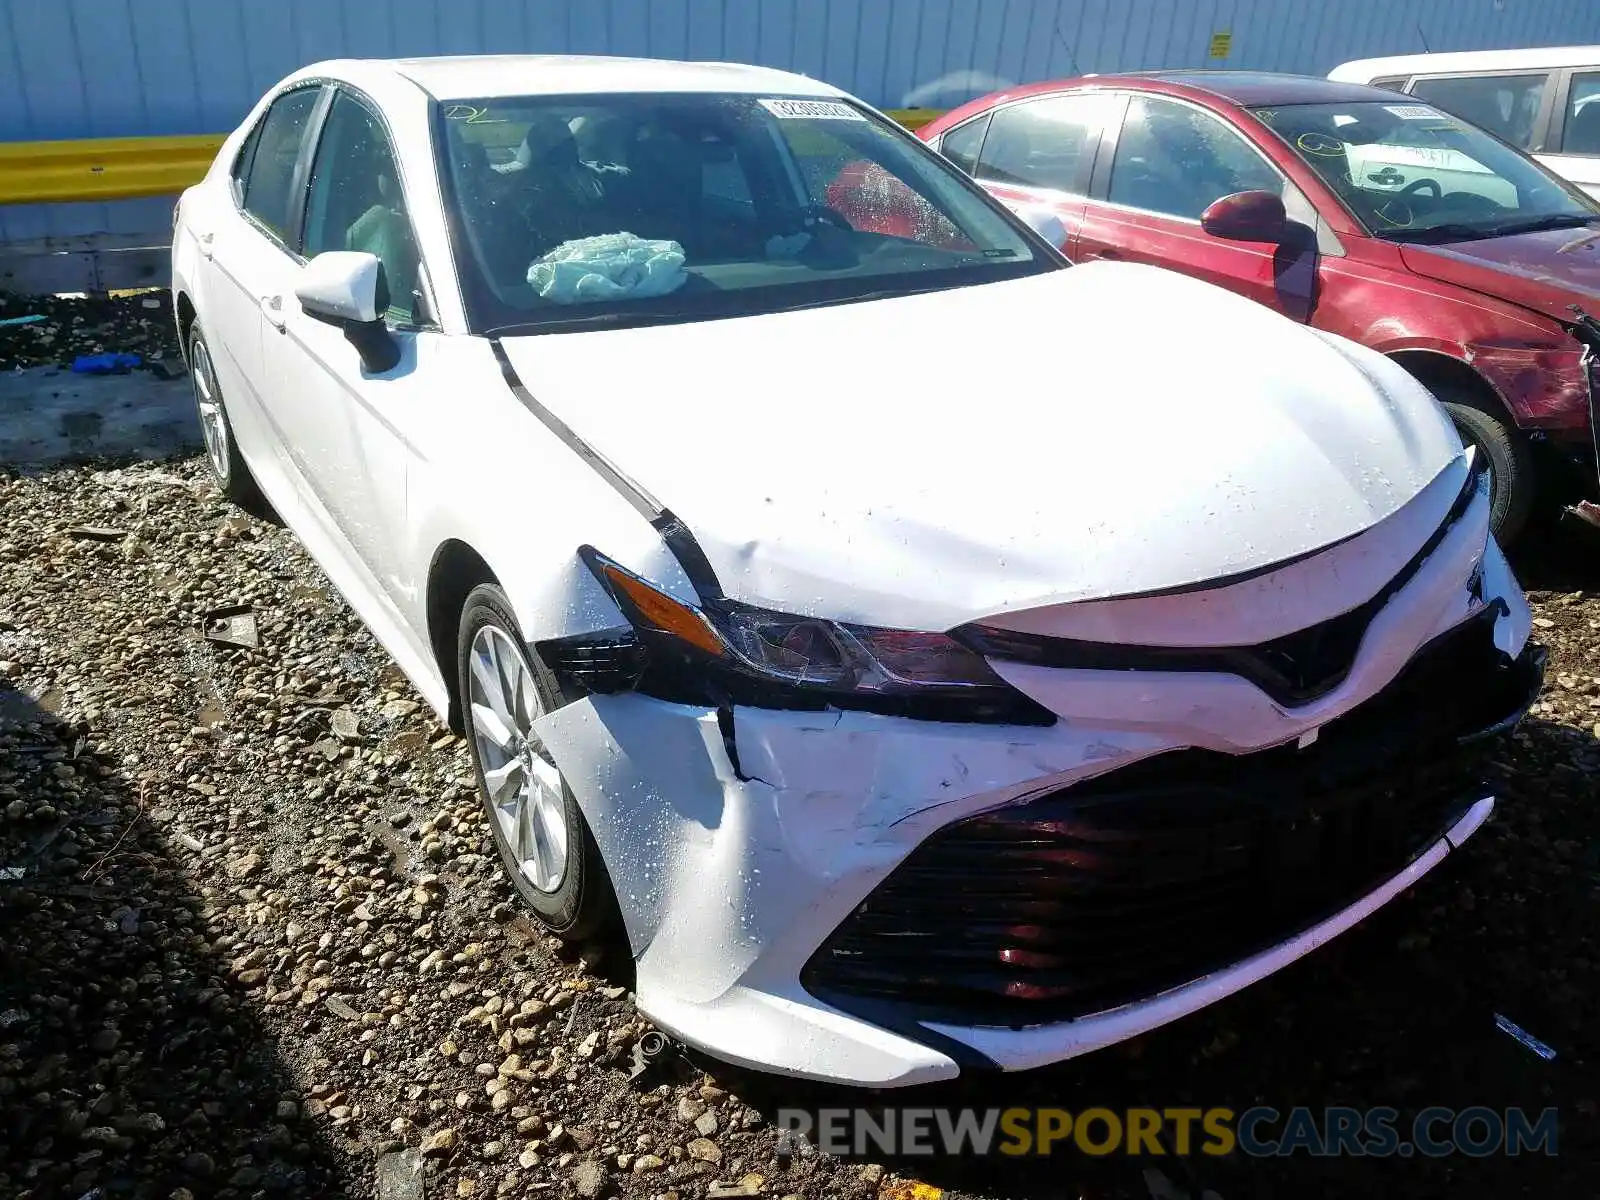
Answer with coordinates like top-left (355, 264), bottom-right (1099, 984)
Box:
top-left (1252, 100), bottom-right (1600, 244)
top-left (436, 92), bottom-right (1052, 334)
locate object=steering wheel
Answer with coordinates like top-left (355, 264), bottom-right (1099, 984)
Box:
top-left (1400, 178), bottom-right (1442, 199)
top-left (1440, 191), bottom-right (1505, 218)
top-left (804, 205), bottom-right (855, 233)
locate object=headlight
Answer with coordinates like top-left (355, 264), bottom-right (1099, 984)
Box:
top-left (560, 547), bottom-right (1052, 725)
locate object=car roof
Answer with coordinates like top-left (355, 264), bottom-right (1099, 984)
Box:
top-left (1330, 45), bottom-right (1600, 81)
top-left (330, 54), bottom-right (846, 103)
top-left (1094, 70), bottom-right (1403, 106)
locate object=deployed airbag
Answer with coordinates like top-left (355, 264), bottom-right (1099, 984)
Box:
top-left (528, 232), bottom-right (687, 304)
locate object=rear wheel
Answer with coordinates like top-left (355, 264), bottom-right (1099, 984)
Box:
top-left (1438, 389), bottom-right (1535, 546)
top-left (188, 325), bottom-right (266, 512)
top-left (457, 584), bottom-right (618, 941)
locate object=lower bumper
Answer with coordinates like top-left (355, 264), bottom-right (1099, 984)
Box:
top-left (631, 797), bottom-right (1497, 1084)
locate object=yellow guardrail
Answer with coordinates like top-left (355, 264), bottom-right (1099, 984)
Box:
top-left (0, 134), bottom-right (225, 205)
top-left (885, 107), bottom-right (944, 131)
top-left (0, 110), bottom-right (945, 206)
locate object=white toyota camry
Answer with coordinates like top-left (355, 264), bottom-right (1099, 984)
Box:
top-left (172, 55), bottom-right (1543, 1087)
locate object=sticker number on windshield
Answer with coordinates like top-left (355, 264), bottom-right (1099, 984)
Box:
top-left (759, 98), bottom-right (865, 121)
top-left (1385, 104), bottom-right (1444, 120)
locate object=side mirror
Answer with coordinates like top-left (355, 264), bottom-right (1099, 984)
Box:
top-left (1200, 190), bottom-right (1287, 243)
top-left (1013, 204), bottom-right (1069, 251)
top-left (295, 251), bottom-right (402, 373)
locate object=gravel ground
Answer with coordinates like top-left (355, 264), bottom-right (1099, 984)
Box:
top-left (0, 292), bottom-right (182, 372)
top-left (0, 299), bottom-right (1595, 1199)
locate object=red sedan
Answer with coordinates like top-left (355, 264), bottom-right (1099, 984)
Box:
top-left (919, 71), bottom-right (1600, 544)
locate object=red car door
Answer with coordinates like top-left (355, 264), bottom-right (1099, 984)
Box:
top-left (1077, 93), bottom-right (1320, 321)
top-left (943, 91), bottom-right (1121, 256)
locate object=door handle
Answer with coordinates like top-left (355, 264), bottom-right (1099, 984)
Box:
top-left (261, 294), bottom-right (286, 331)
top-left (197, 231), bottom-right (214, 259)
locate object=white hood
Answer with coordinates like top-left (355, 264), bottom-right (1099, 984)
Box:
top-left (499, 261), bottom-right (1465, 631)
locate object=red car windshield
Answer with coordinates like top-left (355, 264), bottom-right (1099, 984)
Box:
top-left (1253, 100), bottom-right (1600, 244)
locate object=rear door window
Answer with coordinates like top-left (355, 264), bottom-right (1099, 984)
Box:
top-left (1560, 71), bottom-right (1600, 155)
top-left (975, 94), bottom-right (1113, 195)
top-left (240, 87), bottom-right (322, 245)
top-left (1408, 73), bottom-right (1550, 149)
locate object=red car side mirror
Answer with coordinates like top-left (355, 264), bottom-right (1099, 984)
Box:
top-left (1200, 190), bottom-right (1288, 243)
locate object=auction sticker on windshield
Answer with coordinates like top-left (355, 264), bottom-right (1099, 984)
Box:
top-left (760, 98), bottom-right (865, 120)
top-left (1385, 105), bottom-right (1446, 121)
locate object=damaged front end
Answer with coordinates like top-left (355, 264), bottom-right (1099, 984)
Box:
top-left (1560, 304), bottom-right (1600, 533)
top-left (802, 606), bottom-right (1545, 1030)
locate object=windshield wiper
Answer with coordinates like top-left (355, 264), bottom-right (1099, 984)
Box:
top-left (483, 311), bottom-right (689, 336)
top-left (1481, 213), bottom-right (1600, 237)
top-left (1380, 223), bottom-right (1497, 245)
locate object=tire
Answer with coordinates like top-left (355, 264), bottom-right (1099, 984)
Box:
top-left (1439, 390), bottom-right (1535, 546)
top-left (456, 583), bottom-right (619, 942)
top-left (187, 324), bottom-right (267, 513)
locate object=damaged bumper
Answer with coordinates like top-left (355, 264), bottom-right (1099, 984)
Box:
top-left (532, 521), bottom-right (1541, 1085)
top-left (1560, 344), bottom-right (1600, 531)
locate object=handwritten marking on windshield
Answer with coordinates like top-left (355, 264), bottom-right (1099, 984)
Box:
top-left (444, 104), bottom-right (507, 124)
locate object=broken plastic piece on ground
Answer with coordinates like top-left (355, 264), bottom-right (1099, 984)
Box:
top-left (65, 525), bottom-right (127, 541)
top-left (626, 1029), bottom-right (685, 1086)
top-left (0, 313), bottom-right (46, 326)
top-left (0, 866), bottom-right (26, 882)
top-left (70, 352), bottom-right (142, 374)
top-left (706, 1182), bottom-right (764, 1198)
top-left (373, 1148), bottom-right (424, 1200)
top-left (330, 706), bottom-right (361, 741)
top-left (1494, 1013), bottom-right (1557, 1060)
top-left (202, 605), bottom-right (259, 648)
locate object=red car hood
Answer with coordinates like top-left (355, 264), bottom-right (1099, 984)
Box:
top-left (1400, 226), bottom-right (1600, 324)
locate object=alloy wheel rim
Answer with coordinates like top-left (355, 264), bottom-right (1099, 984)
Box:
top-left (190, 341), bottom-right (230, 485)
top-left (467, 624), bottom-right (569, 893)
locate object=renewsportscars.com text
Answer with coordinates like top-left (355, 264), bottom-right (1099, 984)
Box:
top-left (776, 1106), bottom-right (1559, 1158)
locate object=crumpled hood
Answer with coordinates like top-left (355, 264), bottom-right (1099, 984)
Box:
top-left (499, 261), bottom-right (1464, 631)
top-left (1400, 227), bottom-right (1600, 325)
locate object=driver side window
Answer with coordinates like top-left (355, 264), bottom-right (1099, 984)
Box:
top-left (302, 91), bottom-right (425, 326)
top-left (1109, 96), bottom-right (1284, 221)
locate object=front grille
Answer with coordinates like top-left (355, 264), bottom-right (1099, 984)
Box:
top-left (802, 609), bottom-right (1544, 1028)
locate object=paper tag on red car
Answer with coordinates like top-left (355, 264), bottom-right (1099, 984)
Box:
top-left (1384, 104), bottom-right (1445, 120)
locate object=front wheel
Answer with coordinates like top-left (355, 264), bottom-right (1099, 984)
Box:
top-left (457, 584), bottom-right (619, 941)
top-left (1439, 392), bottom-right (1535, 546)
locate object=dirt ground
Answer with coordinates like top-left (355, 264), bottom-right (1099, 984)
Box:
top-left (0, 295), bottom-right (1595, 1200)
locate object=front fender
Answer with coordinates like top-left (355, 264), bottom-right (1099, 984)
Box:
top-left (399, 337), bottom-right (697, 665)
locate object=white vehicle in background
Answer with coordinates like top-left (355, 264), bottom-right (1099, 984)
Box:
top-left (1331, 46), bottom-right (1600, 198)
top-left (171, 55), bottom-right (1541, 1087)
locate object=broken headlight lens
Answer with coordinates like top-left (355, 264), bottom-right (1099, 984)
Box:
top-left (576, 548), bottom-right (1050, 723)
top-left (715, 607), bottom-right (1010, 695)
